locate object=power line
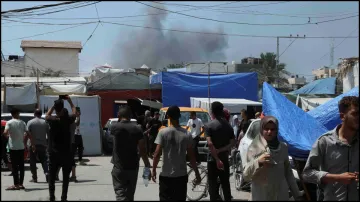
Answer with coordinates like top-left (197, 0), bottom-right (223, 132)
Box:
top-left (101, 20), bottom-right (359, 39)
top-left (152, 1), bottom-right (289, 9)
top-left (1, 1), bottom-right (78, 14)
top-left (2, 2), bottom-right (100, 17)
top-left (136, 1), bottom-right (359, 26)
top-left (318, 27), bottom-right (359, 62)
top-left (2, 18), bottom-right (99, 26)
top-left (279, 38), bottom-right (297, 57)
top-left (1, 24), bottom-right (89, 42)
top-left (204, 8), bottom-right (358, 19)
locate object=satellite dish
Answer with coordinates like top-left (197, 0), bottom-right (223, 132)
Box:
top-left (232, 61), bottom-right (235, 65)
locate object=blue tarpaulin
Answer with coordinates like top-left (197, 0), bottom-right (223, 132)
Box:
top-left (262, 82), bottom-right (328, 159)
top-left (151, 72), bottom-right (258, 107)
top-left (289, 77), bottom-right (336, 95)
top-left (308, 87), bottom-right (359, 130)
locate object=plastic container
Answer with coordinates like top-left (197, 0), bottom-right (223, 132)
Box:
top-left (143, 167), bottom-right (150, 187)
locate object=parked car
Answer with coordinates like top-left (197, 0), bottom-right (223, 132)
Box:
top-left (237, 118), bottom-right (301, 190)
top-left (102, 118), bottom-right (137, 154)
top-left (158, 107), bottom-right (211, 158)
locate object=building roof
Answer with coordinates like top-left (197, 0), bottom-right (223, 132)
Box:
top-left (21, 40), bottom-right (82, 51)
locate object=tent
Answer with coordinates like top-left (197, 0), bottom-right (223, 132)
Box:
top-left (150, 72), bottom-right (258, 107)
top-left (298, 97), bottom-right (333, 111)
top-left (262, 82), bottom-right (328, 159)
top-left (190, 97), bottom-right (261, 114)
top-left (308, 87), bottom-right (359, 130)
top-left (289, 77), bottom-right (336, 95)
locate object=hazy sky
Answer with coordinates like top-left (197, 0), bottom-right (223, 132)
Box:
top-left (1, 1), bottom-right (359, 80)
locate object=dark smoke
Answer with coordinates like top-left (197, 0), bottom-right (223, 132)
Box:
top-left (112, 3), bottom-right (229, 70)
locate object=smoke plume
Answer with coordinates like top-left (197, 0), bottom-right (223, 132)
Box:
top-left (112, 3), bottom-right (229, 70)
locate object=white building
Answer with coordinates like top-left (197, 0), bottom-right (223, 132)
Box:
top-left (21, 40), bottom-right (82, 77)
top-left (288, 75), bottom-right (306, 90)
top-left (339, 57), bottom-right (359, 93)
top-left (1, 40), bottom-right (82, 77)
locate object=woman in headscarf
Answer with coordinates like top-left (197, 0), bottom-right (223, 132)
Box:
top-left (243, 116), bottom-right (303, 201)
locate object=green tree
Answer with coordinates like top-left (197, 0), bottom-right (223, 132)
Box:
top-left (251, 52), bottom-right (290, 87)
top-left (29, 67), bottom-right (64, 77)
top-left (166, 62), bottom-right (185, 69)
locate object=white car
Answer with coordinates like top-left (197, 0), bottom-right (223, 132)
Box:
top-left (102, 118), bottom-right (137, 154)
top-left (237, 118), bottom-right (300, 183)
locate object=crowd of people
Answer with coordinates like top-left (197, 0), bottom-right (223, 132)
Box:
top-left (2, 96), bottom-right (85, 201)
top-left (2, 95), bottom-right (359, 201)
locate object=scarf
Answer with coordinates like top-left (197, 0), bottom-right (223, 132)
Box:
top-left (260, 116), bottom-right (280, 150)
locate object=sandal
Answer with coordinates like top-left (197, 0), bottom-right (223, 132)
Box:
top-left (6, 185), bottom-right (20, 191)
top-left (19, 185), bottom-right (25, 190)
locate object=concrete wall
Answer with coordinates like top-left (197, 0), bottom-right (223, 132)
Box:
top-left (1, 60), bottom-right (26, 76)
top-left (343, 61), bottom-right (359, 93)
top-left (186, 63), bottom-right (235, 74)
top-left (24, 48), bottom-right (79, 76)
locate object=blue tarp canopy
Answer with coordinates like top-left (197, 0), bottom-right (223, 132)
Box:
top-left (308, 87), bottom-right (359, 130)
top-left (150, 72), bottom-right (258, 107)
top-left (262, 82), bottom-right (328, 159)
top-left (289, 77), bottom-right (336, 95)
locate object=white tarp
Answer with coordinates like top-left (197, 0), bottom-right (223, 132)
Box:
top-left (6, 83), bottom-right (37, 105)
top-left (343, 61), bottom-right (359, 93)
top-left (190, 97), bottom-right (262, 113)
top-left (299, 97), bottom-right (333, 111)
top-left (49, 84), bottom-right (86, 94)
top-left (40, 95), bottom-right (102, 155)
top-left (89, 66), bottom-right (124, 82)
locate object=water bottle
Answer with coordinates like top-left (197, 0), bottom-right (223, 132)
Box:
top-left (143, 167), bottom-right (150, 187)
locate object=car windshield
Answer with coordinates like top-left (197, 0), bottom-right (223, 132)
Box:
top-left (246, 120), bottom-right (260, 140)
top-left (179, 112), bottom-right (210, 126)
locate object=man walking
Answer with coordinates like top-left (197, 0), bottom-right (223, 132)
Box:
top-left (73, 108), bottom-right (85, 165)
top-left (3, 108), bottom-right (29, 191)
top-left (302, 96), bottom-right (359, 201)
top-left (146, 111), bottom-right (161, 158)
top-left (152, 106), bottom-right (201, 201)
top-left (27, 109), bottom-right (50, 183)
top-left (205, 102), bottom-right (235, 201)
top-left (111, 106), bottom-right (151, 201)
top-left (185, 111), bottom-right (205, 164)
top-left (46, 96), bottom-right (77, 201)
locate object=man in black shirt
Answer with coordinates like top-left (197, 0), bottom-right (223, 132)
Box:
top-left (146, 112), bottom-right (161, 158)
top-left (45, 96), bottom-right (76, 201)
top-left (111, 106), bottom-right (151, 201)
top-left (205, 101), bottom-right (235, 201)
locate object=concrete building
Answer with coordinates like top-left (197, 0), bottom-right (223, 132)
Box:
top-left (288, 75), bottom-right (306, 90)
top-left (184, 62), bottom-right (234, 74)
top-left (1, 55), bottom-right (25, 77)
top-left (338, 57), bottom-right (359, 93)
top-left (312, 66), bottom-right (338, 80)
top-left (2, 40), bottom-right (82, 77)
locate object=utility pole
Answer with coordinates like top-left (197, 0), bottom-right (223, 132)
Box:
top-left (3, 75), bottom-right (6, 113)
top-left (276, 34), bottom-right (306, 87)
top-left (330, 38), bottom-right (335, 67)
top-left (36, 68), bottom-right (40, 109)
top-left (208, 62), bottom-right (211, 112)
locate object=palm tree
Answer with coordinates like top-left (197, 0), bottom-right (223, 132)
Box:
top-left (250, 52), bottom-right (291, 87)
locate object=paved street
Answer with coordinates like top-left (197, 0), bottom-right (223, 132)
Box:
top-left (1, 156), bottom-right (250, 201)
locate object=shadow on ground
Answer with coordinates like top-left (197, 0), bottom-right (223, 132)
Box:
top-left (24, 187), bottom-right (48, 192)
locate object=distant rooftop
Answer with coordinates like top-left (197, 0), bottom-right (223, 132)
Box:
top-left (21, 40), bottom-right (82, 51)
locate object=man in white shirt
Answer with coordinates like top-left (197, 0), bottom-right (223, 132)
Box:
top-left (185, 111), bottom-right (205, 164)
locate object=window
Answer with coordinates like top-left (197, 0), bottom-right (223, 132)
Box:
top-left (179, 112), bottom-right (210, 126)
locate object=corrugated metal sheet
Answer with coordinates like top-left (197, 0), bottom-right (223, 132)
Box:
top-left (21, 40), bottom-right (82, 50)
